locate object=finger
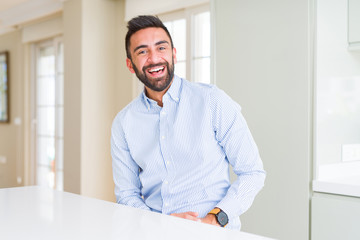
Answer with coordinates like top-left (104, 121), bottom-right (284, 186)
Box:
top-left (170, 212), bottom-right (200, 222)
top-left (184, 214), bottom-right (200, 221)
top-left (170, 213), bottom-right (188, 218)
top-left (185, 211), bottom-right (199, 217)
top-left (170, 212), bottom-right (198, 217)
top-left (170, 213), bottom-right (180, 217)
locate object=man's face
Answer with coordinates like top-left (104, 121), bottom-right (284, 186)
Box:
top-left (126, 27), bottom-right (177, 92)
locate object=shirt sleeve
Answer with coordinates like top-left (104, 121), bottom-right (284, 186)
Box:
top-left (111, 114), bottom-right (150, 211)
top-left (209, 87), bottom-right (266, 219)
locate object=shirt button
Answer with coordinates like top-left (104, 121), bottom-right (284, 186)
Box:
top-left (164, 180), bottom-right (168, 184)
top-left (165, 203), bottom-right (169, 207)
top-left (166, 161), bottom-right (170, 165)
top-left (161, 111), bottom-right (166, 115)
top-left (161, 136), bottom-right (165, 140)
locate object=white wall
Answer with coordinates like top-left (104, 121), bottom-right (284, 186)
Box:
top-left (213, 0), bottom-right (311, 239)
top-left (80, 0), bottom-right (117, 200)
top-left (63, 0), bottom-right (82, 195)
top-left (115, 0), bottom-right (133, 111)
top-left (0, 30), bottom-right (24, 188)
top-left (63, 0), bottom-right (132, 201)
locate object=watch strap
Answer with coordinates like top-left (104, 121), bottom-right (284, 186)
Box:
top-left (208, 208), bottom-right (221, 215)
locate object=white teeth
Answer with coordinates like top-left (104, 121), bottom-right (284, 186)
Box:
top-left (148, 67), bottom-right (164, 73)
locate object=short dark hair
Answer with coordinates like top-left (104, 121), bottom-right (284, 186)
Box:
top-left (125, 15), bottom-right (174, 59)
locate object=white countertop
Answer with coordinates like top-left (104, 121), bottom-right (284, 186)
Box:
top-left (313, 161), bottom-right (360, 198)
top-left (0, 186), bottom-right (274, 240)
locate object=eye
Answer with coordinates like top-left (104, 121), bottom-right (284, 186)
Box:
top-left (159, 46), bottom-right (166, 51)
top-left (137, 50), bottom-right (147, 55)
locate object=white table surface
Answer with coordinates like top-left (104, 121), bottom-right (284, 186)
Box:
top-left (0, 186), bottom-right (274, 240)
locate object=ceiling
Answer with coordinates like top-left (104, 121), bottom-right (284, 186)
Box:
top-left (0, 0), bottom-right (63, 35)
top-left (0, 0), bottom-right (30, 12)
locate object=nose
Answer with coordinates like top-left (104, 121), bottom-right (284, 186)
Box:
top-left (147, 49), bottom-right (160, 64)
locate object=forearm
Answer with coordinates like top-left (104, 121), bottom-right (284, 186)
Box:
top-left (216, 169), bottom-right (266, 218)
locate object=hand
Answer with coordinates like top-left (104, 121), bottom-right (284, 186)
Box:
top-left (199, 214), bottom-right (220, 227)
top-left (170, 211), bottom-right (201, 222)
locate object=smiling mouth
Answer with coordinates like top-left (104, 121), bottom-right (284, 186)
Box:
top-left (146, 65), bottom-right (165, 76)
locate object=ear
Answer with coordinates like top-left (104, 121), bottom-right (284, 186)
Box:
top-left (173, 47), bottom-right (177, 64)
top-left (126, 58), bottom-right (135, 73)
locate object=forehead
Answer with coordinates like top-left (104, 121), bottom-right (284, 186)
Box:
top-left (129, 27), bottom-right (171, 49)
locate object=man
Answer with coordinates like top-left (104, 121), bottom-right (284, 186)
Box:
top-left (111, 15), bottom-right (265, 230)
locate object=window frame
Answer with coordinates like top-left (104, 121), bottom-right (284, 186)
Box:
top-left (30, 36), bottom-right (64, 190)
top-left (159, 4), bottom-right (211, 83)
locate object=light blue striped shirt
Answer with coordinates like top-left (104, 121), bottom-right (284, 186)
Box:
top-left (111, 75), bottom-right (265, 229)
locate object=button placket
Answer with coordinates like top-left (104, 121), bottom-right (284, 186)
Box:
top-left (159, 105), bottom-right (171, 211)
top-left (159, 100), bottom-right (177, 213)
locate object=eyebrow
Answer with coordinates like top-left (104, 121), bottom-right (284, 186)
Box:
top-left (155, 40), bottom-right (170, 46)
top-left (133, 40), bottom-right (170, 53)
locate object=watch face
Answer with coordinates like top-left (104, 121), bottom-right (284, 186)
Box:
top-left (217, 211), bottom-right (228, 226)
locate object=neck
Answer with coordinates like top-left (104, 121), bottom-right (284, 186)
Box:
top-left (145, 80), bottom-right (173, 107)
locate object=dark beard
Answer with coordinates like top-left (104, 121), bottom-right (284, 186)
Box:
top-left (132, 58), bottom-right (175, 92)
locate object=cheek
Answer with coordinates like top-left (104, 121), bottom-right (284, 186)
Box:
top-left (163, 55), bottom-right (174, 64)
top-left (138, 58), bottom-right (149, 69)
top-left (132, 59), bottom-right (145, 71)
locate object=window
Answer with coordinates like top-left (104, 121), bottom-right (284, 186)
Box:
top-left (163, 18), bottom-right (187, 80)
top-left (161, 4), bottom-right (211, 84)
top-left (32, 37), bottom-right (64, 190)
top-left (192, 11), bottom-right (211, 84)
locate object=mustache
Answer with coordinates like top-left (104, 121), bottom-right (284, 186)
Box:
top-left (142, 62), bottom-right (168, 72)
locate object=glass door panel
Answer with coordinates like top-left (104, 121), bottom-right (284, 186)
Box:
top-left (34, 38), bottom-right (64, 190)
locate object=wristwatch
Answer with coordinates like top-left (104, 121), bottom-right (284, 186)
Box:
top-left (208, 208), bottom-right (228, 227)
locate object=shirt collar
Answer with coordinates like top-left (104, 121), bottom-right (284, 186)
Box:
top-left (166, 75), bottom-right (181, 103)
top-left (141, 75), bottom-right (182, 109)
top-left (141, 91), bottom-right (154, 110)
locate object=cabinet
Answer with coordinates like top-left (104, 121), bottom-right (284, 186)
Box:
top-left (311, 193), bottom-right (360, 240)
top-left (348, 0), bottom-right (360, 49)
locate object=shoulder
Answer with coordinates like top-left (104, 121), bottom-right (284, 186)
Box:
top-left (181, 79), bottom-right (218, 98)
top-left (181, 79), bottom-right (229, 98)
top-left (183, 80), bottom-right (241, 108)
